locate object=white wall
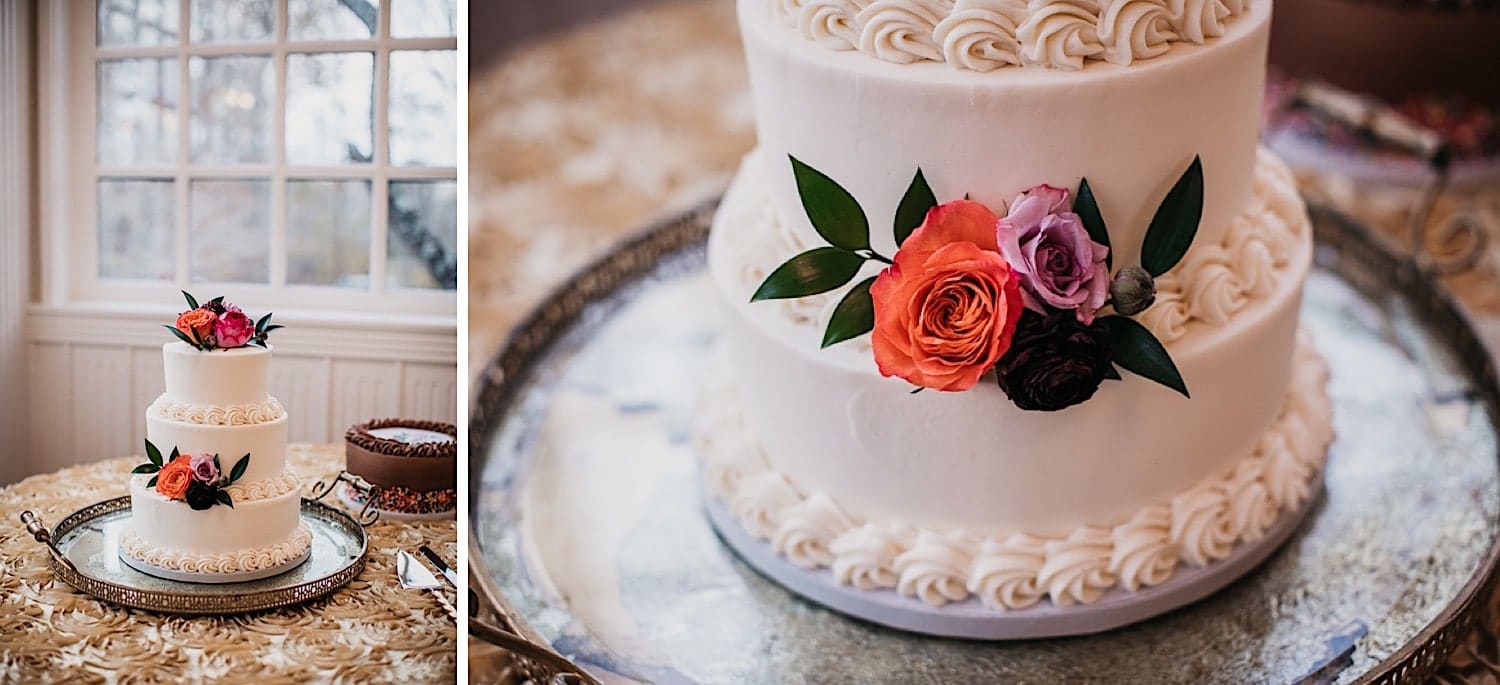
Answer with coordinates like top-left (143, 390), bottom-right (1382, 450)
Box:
top-left (0, 1), bottom-right (34, 487)
top-left (21, 308), bottom-right (457, 480)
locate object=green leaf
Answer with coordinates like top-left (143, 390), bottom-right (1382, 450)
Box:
top-left (145, 439), bottom-right (162, 467)
top-left (751, 248), bottom-right (865, 302)
top-left (1075, 178), bottom-right (1111, 269)
top-left (1140, 156), bottom-right (1204, 276)
top-left (1103, 316), bottom-right (1188, 397)
top-left (1102, 365), bottom-right (1121, 381)
top-left (262, 324), bottom-right (284, 333)
top-left (255, 312), bottom-right (272, 333)
top-left (216, 491), bottom-right (234, 509)
top-left (131, 463), bottom-right (159, 474)
top-left (208, 296), bottom-right (224, 307)
top-left (146, 475), bottom-right (158, 488)
top-left (790, 155), bottom-right (869, 251)
top-left (822, 277), bottom-right (877, 348)
top-left (230, 454), bottom-right (250, 483)
top-left (182, 290), bottom-right (199, 309)
top-left (165, 325), bottom-right (199, 348)
top-left (893, 168), bottom-right (936, 248)
top-left (169, 447), bottom-right (180, 463)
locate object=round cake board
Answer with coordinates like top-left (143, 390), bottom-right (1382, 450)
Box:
top-left (704, 481), bottom-right (1323, 640)
top-left (336, 483), bottom-right (456, 522)
top-left (119, 542), bottom-right (311, 585)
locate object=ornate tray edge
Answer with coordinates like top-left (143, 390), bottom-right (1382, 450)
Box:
top-left (468, 198), bottom-right (1500, 684)
top-left (42, 495), bottom-right (369, 616)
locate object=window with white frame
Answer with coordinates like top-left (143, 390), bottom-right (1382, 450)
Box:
top-left (74, 0), bottom-right (457, 316)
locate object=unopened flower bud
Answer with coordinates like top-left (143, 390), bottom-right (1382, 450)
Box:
top-left (1110, 265), bottom-right (1156, 316)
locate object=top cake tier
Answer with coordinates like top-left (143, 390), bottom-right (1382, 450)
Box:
top-left (740, 0), bottom-right (1271, 265)
top-left (161, 342), bottom-right (272, 407)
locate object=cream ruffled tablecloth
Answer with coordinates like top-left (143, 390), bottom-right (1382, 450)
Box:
top-left (470, 1), bottom-right (1500, 681)
top-left (0, 444), bottom-right (458, 683)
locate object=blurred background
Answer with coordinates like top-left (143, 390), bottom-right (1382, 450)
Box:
top-left (0, 0), bottom-right (459, 485)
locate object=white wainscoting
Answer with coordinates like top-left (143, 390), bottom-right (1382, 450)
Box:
top-left (20, 307), bottom-right (457, 482)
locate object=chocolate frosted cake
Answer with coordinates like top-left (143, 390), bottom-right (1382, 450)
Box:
top-left (344, 418), bottom-right (457, 519)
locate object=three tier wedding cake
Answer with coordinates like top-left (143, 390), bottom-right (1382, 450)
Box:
top-left (120, 294), bottom-right (310, 583)
top-left (700, 0), bottom-right (1335, 631)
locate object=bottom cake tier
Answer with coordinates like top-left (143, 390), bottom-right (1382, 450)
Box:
top-left (698, 334), bottom-right (1333, 614)
top-left (121, 473), bottom-right (312, 581)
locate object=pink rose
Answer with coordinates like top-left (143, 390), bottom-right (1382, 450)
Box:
top-left (871, 200), bottom-right (1025, 392)
top-left (996, 184), bottom-right (1110, 324)
top-left (189, 454), bottom-right (220, 484)
top-left (215, 309), bottom-right (254, 348)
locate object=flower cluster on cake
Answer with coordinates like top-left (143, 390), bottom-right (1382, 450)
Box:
top-left (695, 0), bottom-right (1335, 631)
top-left (753, 156), bottom-right (1205, 410)
top-left (118, 293), bottom-right (310, 583)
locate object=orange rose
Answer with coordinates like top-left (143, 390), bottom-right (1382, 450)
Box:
top-left (155, 456), bottom-right (193, 500)
top-left (871, 200), bottom-right (1023, 392)
top-left (176, 308), bottom-right (216, 342)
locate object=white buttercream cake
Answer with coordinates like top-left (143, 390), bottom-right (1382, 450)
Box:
top-left (121, 304), bottom-right (309, 582)
top-left (699, 0), bottom-right (1334, 620)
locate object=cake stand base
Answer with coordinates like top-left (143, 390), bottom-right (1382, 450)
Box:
top-left (119, 544), bottom-right (312, 585)
top-left (704, 480), bottom-right (1323, 640)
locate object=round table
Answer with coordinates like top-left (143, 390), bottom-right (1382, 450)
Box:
top-left (0, 443), bottom-right (457, 683)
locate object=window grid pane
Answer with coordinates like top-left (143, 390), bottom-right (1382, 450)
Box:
top-left (98, 58), bottom-right (179, 165)
top-left (388, 50), bottom-right (456, 167)
top-left (289, 0), bottom-right (379, 41)
top-left (99, 178), bottom-right (176, 281)
top-left (189, 55), bottom-right (274, 164)
top-left (286, 52), bottom-right (375, 165)
top-left (190, 179), bottom-right (271, 284)
top-left (98, 0), bottom-right (181, 46)
top-left (387, 180), bottom-right (456, 290)
top-left (287, 179), bottom-right (372, 288)
top-left (92, 3), bottom-right (457, 299)
top-left (190, 0), bottom-right (274, 43)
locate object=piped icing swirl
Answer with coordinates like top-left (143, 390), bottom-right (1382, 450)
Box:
top-left (769, 0), bottom-right (1250, 71)
top-left (700, 333), bottom-right (1332, 611)
top-left (120, 523), bottom-right (312, 574)
top-left (223, 470), bottom-right (302, 502)
top-left (895, 530), bottom-right (978, 606)
top-left (149, 394), bottom-right (285, 426)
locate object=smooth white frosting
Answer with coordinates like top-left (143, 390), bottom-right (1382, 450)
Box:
top-left (698, 334), bottom-right (1333, 610)
top-left (740, 0), bottom-right (1270, 268)
top-left (148, 394), bottom-right (285, 426)
top-left (121, 522), bottom-right (311, 574)
top-left (127, 474), bottom-right (303, 555)
top-left (145, 412), bottom-right (289, 485)
top-left (161, 342), bottom-right (273, 408)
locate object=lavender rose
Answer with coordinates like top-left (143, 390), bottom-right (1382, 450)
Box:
top-left (189, 453), bottom-right (220, 485)
top-left (996, 184), bottom-right (1110, 324)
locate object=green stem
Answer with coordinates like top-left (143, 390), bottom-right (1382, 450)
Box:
top-left (864, 251), bottom-right (894, 265)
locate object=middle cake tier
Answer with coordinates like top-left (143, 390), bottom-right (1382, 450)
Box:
top-left (707, 146), bottom-right (1314, 538)
top-left (146, 405), bottom-right (289, 485)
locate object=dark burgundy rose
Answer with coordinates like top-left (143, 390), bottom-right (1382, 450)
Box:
top-left (185, 480), bottom-right (218, 510)
top-left (995, 309), bottom-right (1112, 411)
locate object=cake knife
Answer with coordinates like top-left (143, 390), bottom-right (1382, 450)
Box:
top-left (397, 550), bottom-right (457, 622)
top-left (418, 544), bottom-right (458, 587)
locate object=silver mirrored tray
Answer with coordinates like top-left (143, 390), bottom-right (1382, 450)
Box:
top-left (470, 200), bottom-right (1500, 684)
top-left (21, 496), bottom-right (368, 615)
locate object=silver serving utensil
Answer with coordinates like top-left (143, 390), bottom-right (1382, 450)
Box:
top-left (418, 544), bottom-right (458, 587)
top-left (397, 550), bottom-right (456, 622)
